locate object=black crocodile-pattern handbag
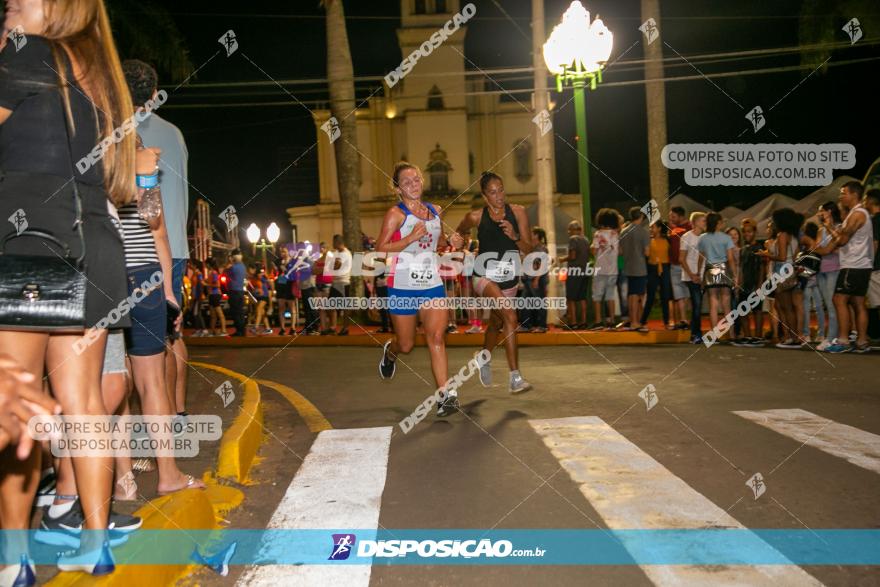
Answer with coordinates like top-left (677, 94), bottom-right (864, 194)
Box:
top-left (0, 91), bottom-right (87, 332)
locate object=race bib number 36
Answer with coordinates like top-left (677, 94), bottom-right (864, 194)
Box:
top-left (486, 260), bottom-right (514, 282)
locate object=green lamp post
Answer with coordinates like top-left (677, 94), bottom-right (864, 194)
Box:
top-left (542, 1), bottom-right (613, 238)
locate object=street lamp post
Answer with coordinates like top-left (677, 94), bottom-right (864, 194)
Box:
top-left (246, 222), bottom-right (281, 270)
top-left (543, 1), bottom-right (613, 237)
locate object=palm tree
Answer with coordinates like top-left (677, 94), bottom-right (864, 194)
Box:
top-left (798, 0), bottom-right (877, 70)
top-left (107, 1), bottom-right (194, 83)
top-left (323, 0), bottom-right (364, 298)
top-left (641, 0), bottom-right (670, 217)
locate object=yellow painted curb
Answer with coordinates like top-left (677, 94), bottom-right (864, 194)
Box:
top-left (189, 362), bottom-right (264, 483)
top-left (256, 379), bottom-right (332, 432)
top-left (46, 362), bottom-right (258, 585)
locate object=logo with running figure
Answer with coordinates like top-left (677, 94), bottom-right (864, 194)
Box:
top-left (328, 533), bottom-right (356, 560)
top-left (417, 231), bottom-right (433, 250)
top-left (8, 25), bottom-right (27, 52)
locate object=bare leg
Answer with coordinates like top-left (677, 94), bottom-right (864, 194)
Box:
top-left (419, 307), bottom-right (450, 389)
top-left (128, 354), bottom-right (204, 494)
top-left (851, 296), bottom-right (869, 345)
top-left (0, 332), bottom-right (47, 550)
top-left (45, 333), bottom-right (112, 547)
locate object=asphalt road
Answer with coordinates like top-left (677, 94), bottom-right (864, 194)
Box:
top-left (186, 343), bottom-right (880, 586)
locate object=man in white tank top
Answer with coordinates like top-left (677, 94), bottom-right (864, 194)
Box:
top-left (822, 181), bottom-right (872, 352)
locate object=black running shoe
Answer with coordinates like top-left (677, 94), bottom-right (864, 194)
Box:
top-left (35, 500), bottom-right (136, 548)
top-left (436, 393), bottom-right (460, 417)
top-left (36, 468), bottom-right (57, 508)
top-left (378, 340), bottom-right (396, 379)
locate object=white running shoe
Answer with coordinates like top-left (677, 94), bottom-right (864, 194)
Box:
top-left (509, 371), bottom-right (532, 394)
top-left (477, 353), bottom-right (491, 387)
top-left (0, 554), bottom-right (35, 586)
top-left (57, 540), bottom-right (115, 576)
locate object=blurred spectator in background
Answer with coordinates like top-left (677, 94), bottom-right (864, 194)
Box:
top-left (667, 206), bottom-right (692, 330)
top-left (523, 227), bottom-right (549, 333)
top-left (680, 212), bottom-right (707, 343)
top-left (559, 221), bottom-right (590, 329)
top-left (641, 222), bottom-right (672, 330)
top-left (619, 207), bottom-right (650, 332)
top-left (590, 209), bottom-right (619, 330)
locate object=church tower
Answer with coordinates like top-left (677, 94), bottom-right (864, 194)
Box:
top-left (392, 0), bottom-right (469, 195)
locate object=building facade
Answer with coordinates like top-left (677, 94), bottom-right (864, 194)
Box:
top-left (287, 0), bottom-right (581, 244)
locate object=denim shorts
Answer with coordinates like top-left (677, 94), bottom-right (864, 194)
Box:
top-left (171, 258), bottom-right (187, 307)
top-left (591, 274), bottom-right (618, 301)
top-left (670, 265), bottom-right (689, 300)
top-left (124, 263), bottom-right (167, 357)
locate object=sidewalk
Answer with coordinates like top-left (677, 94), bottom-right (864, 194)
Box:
top-left (185, 319), bottom-right (695, 347)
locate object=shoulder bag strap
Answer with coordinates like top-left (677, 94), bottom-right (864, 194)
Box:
top-left (57, 73), bottom-right (86, 265)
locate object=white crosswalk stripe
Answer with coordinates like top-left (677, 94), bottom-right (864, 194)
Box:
top-left (529, 416), bottom-right (823, 586)
top-left (237, 427), bottom-right (392, 586)
top-left (734, 408), bottom-right (880, 474)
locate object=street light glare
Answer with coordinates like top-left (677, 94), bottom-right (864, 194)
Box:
top-left (542, 1), bottom-right (613, 75)
top-left (267, 222), bottom-right (281, 243)
top-left (246, 222), bottom-right (260, 244)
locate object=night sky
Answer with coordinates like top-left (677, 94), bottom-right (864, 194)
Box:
top-left (80, 1), bottom-right (880, 235)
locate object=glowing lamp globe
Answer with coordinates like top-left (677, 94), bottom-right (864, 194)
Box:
top-left (246, 223), bottom-right (260, 244)
top-left (543, 1), bottom-right (613, 76)
top-left (266, 222), bottom-right (281, 243)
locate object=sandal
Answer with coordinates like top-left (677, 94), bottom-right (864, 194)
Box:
top-left (132, 458), bottom-right (155, 473)
top-left (114, 472), bottom-right (138, 501)
top-left (157, 474), bottom-right (206, 497)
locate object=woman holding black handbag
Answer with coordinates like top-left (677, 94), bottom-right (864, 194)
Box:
top-left (0, 0), bottom-right (139, 577)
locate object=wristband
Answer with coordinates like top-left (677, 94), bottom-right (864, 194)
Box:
top-left (136, 173), bottom-right (159, 189)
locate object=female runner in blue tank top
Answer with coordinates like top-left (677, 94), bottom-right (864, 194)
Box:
top-left (376, 163), bottom-right (464, 417)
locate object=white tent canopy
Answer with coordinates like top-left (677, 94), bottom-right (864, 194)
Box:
top-left (791, 175), bottom-right (859, 216)
top-left (668, 193), bottom-right (710, 214)
top-left (729, 193), bottom-right (798, 236)
top-left (719, 206), bottom-right (742, 219)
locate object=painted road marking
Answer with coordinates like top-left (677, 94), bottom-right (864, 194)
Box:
top-left (237, 426), bottom-right (392, 586)
top-left (257, 378), bottom-right (332, 432)
top-left (734, 408), bottom-right (880, 474)
top-left (529, 416), bottom-right (822, 586)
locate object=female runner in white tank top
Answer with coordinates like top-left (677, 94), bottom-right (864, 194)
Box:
top-left (376, 163), bottom-right (465, 417)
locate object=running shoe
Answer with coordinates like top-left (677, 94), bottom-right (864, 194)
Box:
top-left (0, 554), bottom-right (35, 587)
top-left (56, 540), bottom-right (115, 576)
top-left (337, 327), bottom-right (349, 336)
top-left (730, 338), bottom-right (751, 347)
top-left (477, 353), bottom-right (492, 387)
top-left (587, 323), bottom-right (605, 331)
top-left (509, 371), bottom-right (532, 394)
top-left (378, 340), bottom-right (396, 380)
top-left (36, 467), bottom-right (57, 508)
top-left (852, 342), bottom-right (871, 354)
top-left (775, 339), bottom-right (803, 349)
top-left (825, 339), bottom-right (850, 353)
top-left (446, 324), bottom-right (458, 334)
top-left (689, 335), bottom-right (703, 345)
top-left (36, 500), bottom-right (140, 548)
top-left (465, 325), bottom-right (482, 334)
top-left (172, 413), bottom-right (189, 438)
top-left (436, 393), bottom-right (460, 417)
top-left (747, 337), bottom-right (766, 347)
